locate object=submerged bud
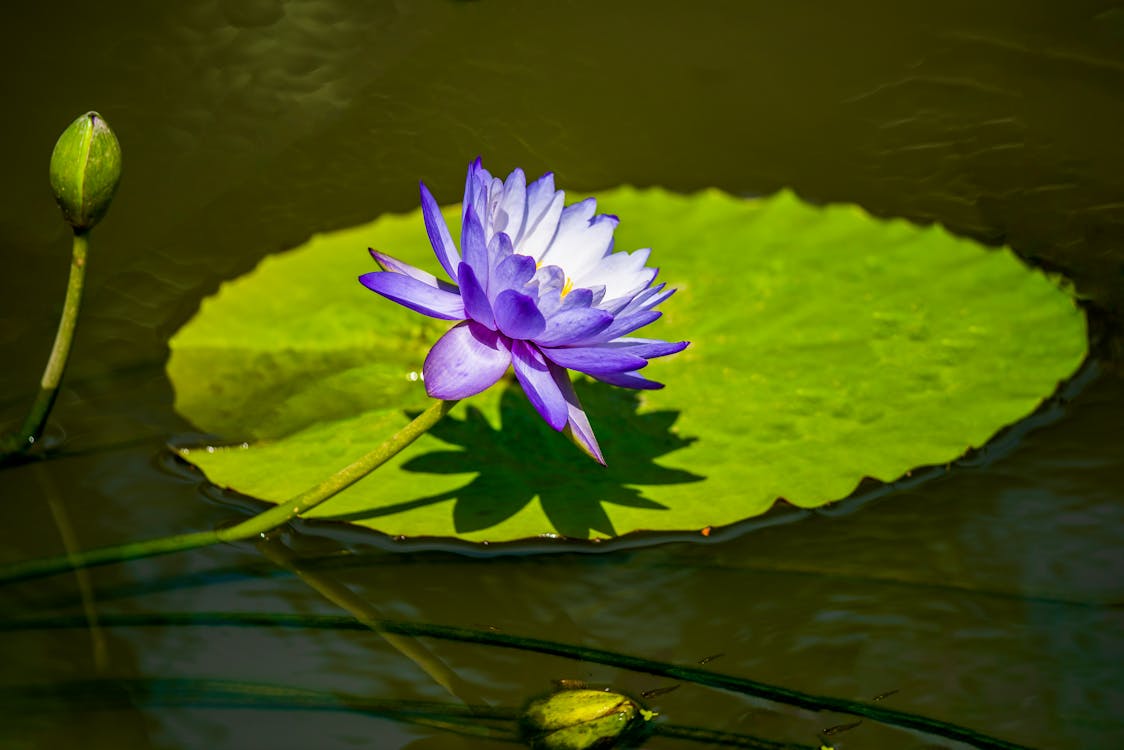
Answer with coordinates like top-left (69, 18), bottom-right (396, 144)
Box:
top-left (49, 111), bottom-right (122, 231)
top-left (521, 688), bottom-right (654, 750)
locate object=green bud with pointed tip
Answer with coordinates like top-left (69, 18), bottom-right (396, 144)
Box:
top-left (49, 111), bottom-right (121, 231)
top-left (521, 688), bottom-right (654, 750)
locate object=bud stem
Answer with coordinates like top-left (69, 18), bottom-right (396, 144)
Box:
top-left (0, 399), bottom-right (458, 584)
top-left (1, 231), bottom-right (89, 458)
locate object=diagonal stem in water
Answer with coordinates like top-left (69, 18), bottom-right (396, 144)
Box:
top-left (0, 399), bottom-right (458, 585)
top-left (0, 611), bottom-right (1035, 750)
top-left (258, 535), bottom-right (486, 708)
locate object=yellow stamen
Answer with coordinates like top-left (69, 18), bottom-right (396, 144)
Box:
top-left (561, 277), bottom-right (574, 297)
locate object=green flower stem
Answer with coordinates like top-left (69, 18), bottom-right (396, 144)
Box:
top-left (1, 611), bottom-right (1033, 750)
top-left (0, 399), bottom-right (458, 585)
top-left (2, 232), bottom-right (89, 457)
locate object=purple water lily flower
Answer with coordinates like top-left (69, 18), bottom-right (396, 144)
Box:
top-left (360, 159), bottom-right (687, 464)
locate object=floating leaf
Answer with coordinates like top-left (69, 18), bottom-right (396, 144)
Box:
top-left (167, 188), bottom-right (1086, 543)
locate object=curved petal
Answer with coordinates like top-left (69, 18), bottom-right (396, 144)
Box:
top-left (580, 309), bottom-right (662, 343)
top-left (423, 321), bottom-right (512, 399)
top-left (519, 185), bottom-right (564, 261)
top-left (539, 344), bottom-right (648, 375)
top-left (419, 182), bottom-right (460, 280)
top-left (625, 283), bottom-right (676, 313)
top-left (494, 289), bottom-right (547, 340)
top-left (369, 249), bottom-right (459, 294)
top-left (572, 247), bottom-right (654, 302)
top-left (462, 157), bottom-right (487, 222)
top-left (534, 307), bottom-right (614, 347)
top-left (521, 191), bottom-right (566, 260)
top-left (602, 337), bottom-right (689, 359)
top-left (457, 262), bottom-right (495, 330)
top-left (359, 271), bottom-right (465, 320)
top-left (487, 232), bottom-right (516, 292)
top-left (592, 370), bottom-right (665, 390)
top-left (539, 206), bottom-right (616, 279)
top-left (492, 252), bottom-right (537, 295)
top-left (548, 362), bottom-right (604, 464)
top-left (495, 168), bottom-right (526, 239)
top-left (511, 341), bottom-right (567, 430)
top-left (461, 205), bottom-right (490, 288)
top-left (532, 265), bottom-right (567, 316)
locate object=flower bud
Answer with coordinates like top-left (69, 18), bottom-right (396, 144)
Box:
top-left (521, 688), bottom-right (654, 749)
top-left (49, 111), bottom-right (122, 231)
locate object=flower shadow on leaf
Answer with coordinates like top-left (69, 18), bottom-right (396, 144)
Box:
top-left (332, 379), bottom-right (703, 540)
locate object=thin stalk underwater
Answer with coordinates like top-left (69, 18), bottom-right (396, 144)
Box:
top-left (0, 399), bottom-right (458, 585)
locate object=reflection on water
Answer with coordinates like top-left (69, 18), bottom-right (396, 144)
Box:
top-left (0, 1), bottom-right (1122, 748)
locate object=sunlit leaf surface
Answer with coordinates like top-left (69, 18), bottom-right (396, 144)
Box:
top-left (167, 188), bottom-right (1086, 542)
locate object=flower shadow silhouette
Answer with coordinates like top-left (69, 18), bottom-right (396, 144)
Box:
top-left (332, 379), bottom-right (703, 540)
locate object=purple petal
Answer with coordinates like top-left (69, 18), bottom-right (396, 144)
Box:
top-left (592, 370), bottom-right (665, 390)
top-left (520, 189), bottom-right (564, 261)
top-left (539, 345), bottom-right (648, 375)
top-left (495, 168), bottom-right (526, 238)
top-left (359, 271), bottom-right (465, 320)
top-left (627, 282), bottom-right (669, 308)
top-left (549, 362), bottom-right (604, 465)
top-left (494, 289), bottom-right (546, 340)
top-left (534, 307), bottom-right (614, 347)
top-left (629, 283), bottom-right (676, 312)
top-left (538, 199), bottom-right (613, 272)
top-left (557, 197), bottom-right (597, 230)
top-left (511, 341), bottom-right (567, 430)
top-left (457, 262), bottom-right (495, 329)
top-left (572, 247), bottom-right (654, 304)
top-left (533, 266), bottom-right (567, 317)
top-left (419, 182), bottom-right (460, 280)
top-left (603, 337), bottom-right (689, 359)
top-left (369, 249), bottom-right (459, 294)
top-left (560, 287), bottom-right (595, 311)
top-left (519, 172), bottom-right (558, 245)
top-left (583, 309), bottom-right (662, 343)
top-left (462, 157), bottom-right (485, 221)
top-left (423, 321), bottom-right (512, 399)
top-left (461, 205), bottom-right (490, 287)
top-left (487, 232), bottom-right (515, 292)
top-left (492, 253), bottom-right (537, 295)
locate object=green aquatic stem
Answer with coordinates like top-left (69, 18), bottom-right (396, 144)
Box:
top-left (0, 611), bottom-right (1033, 750)
top-left (0, 399), bottom-right (458, 584)
top-left (1, 232), bottom-right (89, 458)
top-left (0, 676), bottom-right (822, 748)
top-left (0, 678), bottom-right (519, 741)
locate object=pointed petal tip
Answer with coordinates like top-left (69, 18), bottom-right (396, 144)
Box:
top-left (368, 247), bottom-right (390, 270)
top-left (564, 422), bottom-right (606, 465)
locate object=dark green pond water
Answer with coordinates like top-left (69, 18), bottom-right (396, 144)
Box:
top-left (1, 2), bottom-right (1122, 748)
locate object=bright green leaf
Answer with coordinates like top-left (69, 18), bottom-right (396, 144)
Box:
top-left (167, 188), bottom-right (1086, 543)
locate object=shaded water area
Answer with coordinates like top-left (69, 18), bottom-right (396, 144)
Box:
top-left (1, 2), bottom-right (1122, 748)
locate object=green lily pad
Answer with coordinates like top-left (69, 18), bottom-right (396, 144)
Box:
top-left (167, 188), bottom-right (1086, 543)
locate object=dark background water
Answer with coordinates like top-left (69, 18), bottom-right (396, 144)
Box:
top-left (1, 2), bottom-right (1122, 748)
